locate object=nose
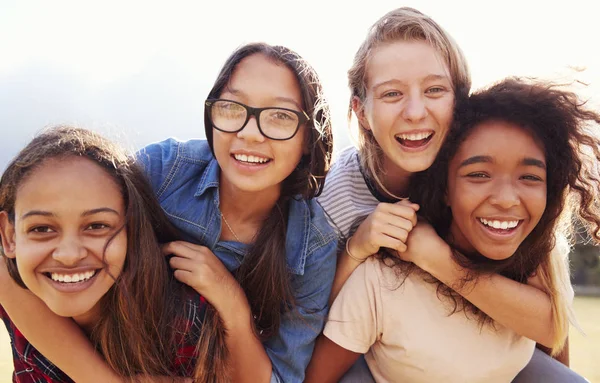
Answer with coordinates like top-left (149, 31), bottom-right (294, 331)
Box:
top-left (401, 94), bottom-right (428, 122)
top-left (52, 234), bottom-right (87, 266)
top-left (489, 180), bottom-right (521, 209)
top-left (237, 116), bottom-right (265, 143)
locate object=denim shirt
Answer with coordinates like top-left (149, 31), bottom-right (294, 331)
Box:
top-left (137, 138), bottom-right (337, 383)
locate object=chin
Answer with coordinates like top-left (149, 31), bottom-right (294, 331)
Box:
top-left (398, 157), bottom-right (436, 173)
top-left (478, 247), bottom-right (517, 261)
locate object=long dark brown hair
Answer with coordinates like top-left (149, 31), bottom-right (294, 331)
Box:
top-left (400, 78), bottom-right (600, 352)
top-left (196, 42), bottom-right (333, 381)
top-left (0, 126), bottom-right (211, 379)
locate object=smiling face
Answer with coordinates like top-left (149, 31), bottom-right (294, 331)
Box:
top-left (446, 121), bottom-right (547, 260)
top-left (211, 53), bottom-right (307, 200)
top-left (358, 40), bottom-right (455, 176)
top-left (0, 156), bottom-right (127, 329)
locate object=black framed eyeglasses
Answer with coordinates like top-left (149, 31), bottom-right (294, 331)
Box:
top-left (205, 99), bottom-right (310, 140)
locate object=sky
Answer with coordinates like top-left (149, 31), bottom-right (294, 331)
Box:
top-left (0, 0), bottom-right (598, 168)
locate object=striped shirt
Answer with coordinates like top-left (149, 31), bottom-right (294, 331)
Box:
top-left (318, 146), bottom-right (390, 240)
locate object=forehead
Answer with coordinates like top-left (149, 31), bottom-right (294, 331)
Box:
top-left (223, 53), bottom-right (303, 108)
top-left (15, 156), bottom-right (124, 213)
top-left (455, 121), bottom-right (545, 159)
top-left (366, 40), bottom-right (450, 88)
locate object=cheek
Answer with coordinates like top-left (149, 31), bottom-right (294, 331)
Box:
top-left (365, 101), bottom-right (394, 133)
top-left (104, 231), bottom-right (127, 273)
top-left (528, 190), bottom-right (547, 224)
top-left (448, 182), bottom-right (481, 220)
top-left (432, 98), bottom-right (455, 132)
top-left (211, 131), bottom-right (230, 159)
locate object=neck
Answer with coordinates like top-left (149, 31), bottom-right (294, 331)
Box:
top-left (72, 304), bottom-right (101, 336)
top-left (219, 183), bottom-right (279, 224)
top-left (447, 221), bottom-right (476, 256)
top-left (376, 155), bottom-right (413, 198)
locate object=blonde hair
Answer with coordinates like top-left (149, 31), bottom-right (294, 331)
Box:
top-left (536, 197), bottom-right (579, 354)
top-left (348, 7), bottom-right (471, 198)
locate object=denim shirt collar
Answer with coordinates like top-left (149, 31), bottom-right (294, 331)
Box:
top-left (192, 157), bottom-right (310, 275)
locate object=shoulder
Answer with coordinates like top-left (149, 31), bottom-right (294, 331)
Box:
top-left (306, 198), bottom-right (337, 247)
top-left (138, 137), bottom-right (213, 166)
top-left (136, 138), bottom-right (215, 198)
top-left (322, 146), bottom-right (362, 188)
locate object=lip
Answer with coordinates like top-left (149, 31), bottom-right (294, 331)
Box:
top-left (42, 269), bottom-right (102, 294)
top-left (476, 217), bottom-right (524, 240)
top-left (40, 266), bottom-right (100, 274)
top-left (230, 149), bottom-right (273, 160)
top-left (230, 150), bottom-right (273, 173)
top-left (394, 130), bottom-right (435, 152)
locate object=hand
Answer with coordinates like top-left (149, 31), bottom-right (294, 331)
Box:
top-left (397, 221), bottom-right (450, 271)
top-left (348, 200), bottom-right (419, 261)
top-left (163, 241), bottom-right (247, 320)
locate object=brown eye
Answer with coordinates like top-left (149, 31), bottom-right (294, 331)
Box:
top-left (30, 226), bottom-right (54, 233)
top-left (86, 223), bottom-right (110, 230)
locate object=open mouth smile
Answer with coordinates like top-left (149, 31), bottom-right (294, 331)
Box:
top-left (395, 131), bottom-right (434, 149)
top-left (478, 218), bottom-right (523, 235)
top-left (231, 153), bottom-right (272, 165)
top-left (42, 269), bottom-right (102, 292)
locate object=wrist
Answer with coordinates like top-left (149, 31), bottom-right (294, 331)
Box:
top-left (215, 284), bottom-right (252, 331)
top-left (418, 241), bottom-right (453, 276)
top-left (346, 236), bottom-right (369, 263)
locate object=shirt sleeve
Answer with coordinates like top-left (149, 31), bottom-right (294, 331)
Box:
top-left (323, 257), bottom-right (382, 354)
top-left (263, 237), bottom-right (337, 383)
top-left (1, 305), bottom-right (71, 383)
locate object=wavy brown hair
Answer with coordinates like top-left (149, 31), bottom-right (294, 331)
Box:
top-left (402, 78), bottom-right (600, 353)
top-left (198, 42), bottom-right (333, 382)
top-left (0, 126), bottom-right (216, 379)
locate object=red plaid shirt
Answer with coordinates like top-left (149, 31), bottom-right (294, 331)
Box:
top-left (0, 293), bottom-right (207, 382)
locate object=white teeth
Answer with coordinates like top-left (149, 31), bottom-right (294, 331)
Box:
top-left (51, 270), bottom-right (96, 283)
top-left (397, 132), bottom-right (433, 141)
top-left (233, 154), bottom-right (269, 164)
top-left (479, 218), bottom-right (519, 230)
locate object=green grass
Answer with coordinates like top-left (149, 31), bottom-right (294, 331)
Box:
top-left (1, 297), bottom-right (598, 381)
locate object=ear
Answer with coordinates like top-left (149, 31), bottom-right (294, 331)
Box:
top-left (352, 96), bottom-right (371, 131)
top-left (0, 211), bottom-right (17, 258)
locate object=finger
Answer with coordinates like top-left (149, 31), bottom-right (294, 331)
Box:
top-left (379, 215), bottom-right (414, 233)
top-left (379, 226), bottom-right (410, 244)
top-left (172, 240), bottom-right (206, 252)
top-left (173, 269), bottom-right (196, 286)
top-left (169, 256), bottom-right (200, 272)
top-left (385, 204), bottom-right (418, 226)
top-left (395, 199), bottom-right (420, 212)
top-left (375, 233), bottom-right (407, 252)
top-left (162, 241), bottom-right (208, 260)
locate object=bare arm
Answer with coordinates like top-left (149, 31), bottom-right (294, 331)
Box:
top-left (329, 201), bottom-right (419, 304)
top-left (403, 223), bottom-right (556, 347)
top-left (220, 293), bottom-right (272, 383)
top-left (166, 241), bottom-right (272, 383)
top-left (305, 335), bottom-right (361, 383)
top-left (0, 273), bottom-right (122, 383)
top-left (0, 265), bottom-right (191, 383)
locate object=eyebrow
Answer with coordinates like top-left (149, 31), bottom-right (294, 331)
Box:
top-left (458, 155), bottom-right (493, 168)
top-left (372, 74), bottom-right (450, 91)
top-left (521, 158), bottom-right (546, 169)
top-left (458, 156), bottom-right (546, 169)
top-left (224, 88), bottom-right (302, 110)
top-left (21, 207), bottom-right (120, 220)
